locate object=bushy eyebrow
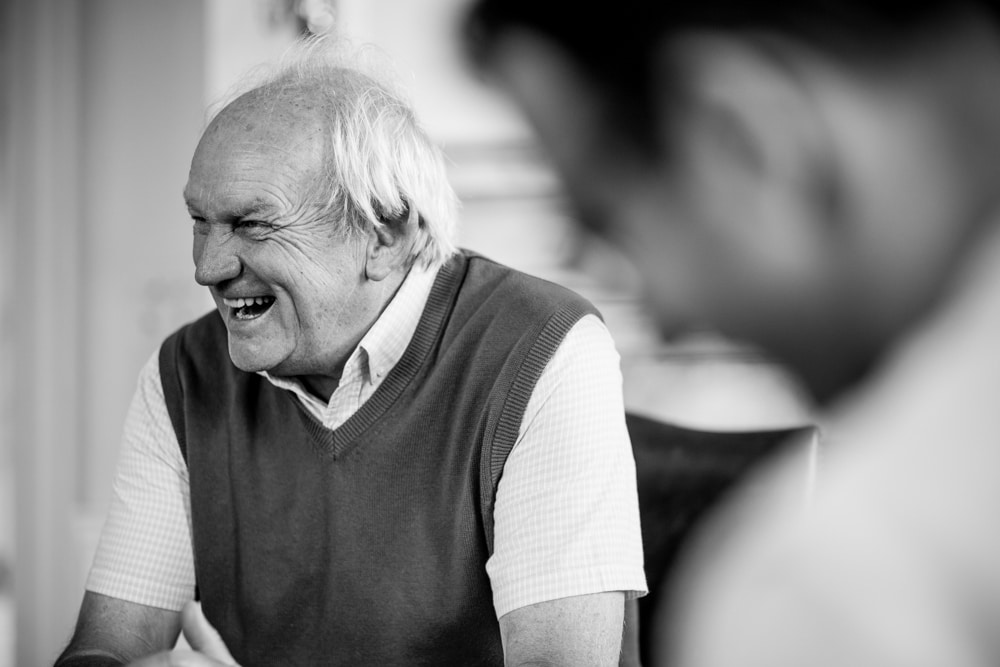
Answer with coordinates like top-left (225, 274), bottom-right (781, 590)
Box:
top-left (230, 199), bottom-right (282, 220)
top-left (182, 195), bottom-right (282, 220)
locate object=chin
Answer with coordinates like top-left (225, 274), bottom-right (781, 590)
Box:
top-left (226, 343), bottom-right (286, 375)
top-left (227, 355), bottom-right (270, 374)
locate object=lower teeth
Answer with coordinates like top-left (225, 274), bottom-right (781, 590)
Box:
top-left (235, 303), bottom-right (270, 320)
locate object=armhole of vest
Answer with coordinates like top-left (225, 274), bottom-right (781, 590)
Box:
top-left (157, 332), bottom-right (197, 600)
top-left (479, 302), bottom-right (597, 556)
top-left (158, 333), bottom-right (189, 466)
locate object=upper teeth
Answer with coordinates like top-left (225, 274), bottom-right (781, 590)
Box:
top-left (224, 296), bottom-right (271, 308)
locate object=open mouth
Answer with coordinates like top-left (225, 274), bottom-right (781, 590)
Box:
top-left (223, 296), bottom-right (275, 321)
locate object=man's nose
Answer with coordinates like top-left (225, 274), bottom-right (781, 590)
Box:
top-left (193, 227), bottom-right (241, 286)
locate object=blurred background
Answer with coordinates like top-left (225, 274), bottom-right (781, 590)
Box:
top-left (0, 0), bottom-right (814, 664)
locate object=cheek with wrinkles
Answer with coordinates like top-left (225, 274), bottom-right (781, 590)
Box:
top-left (269, 240), bottom-right (356, 292)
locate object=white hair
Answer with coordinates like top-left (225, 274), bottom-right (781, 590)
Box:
top-left (206, 35), bottom-right (459, 269)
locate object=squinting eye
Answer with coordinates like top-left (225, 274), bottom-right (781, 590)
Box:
top-left (234, 219), bottom-right (268, 230)
top-left (191, 218), bottom-right (208, 235)
top-left (234, 219), bottom-right (277, 237)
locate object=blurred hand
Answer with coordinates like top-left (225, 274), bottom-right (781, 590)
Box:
top-left (128, 602), bottom-right (238, 666)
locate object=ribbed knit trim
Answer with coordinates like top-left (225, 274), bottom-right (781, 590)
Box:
top-left (160, 325), bottom-right (189, 462)
top-left (479, 300), bottom-right (596, 555)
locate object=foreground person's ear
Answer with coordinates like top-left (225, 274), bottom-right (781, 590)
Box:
top-left (658, 31), bottom-right (841, 272)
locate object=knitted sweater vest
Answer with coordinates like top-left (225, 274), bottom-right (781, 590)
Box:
top-left (158, 251), bottom-right (598, 666)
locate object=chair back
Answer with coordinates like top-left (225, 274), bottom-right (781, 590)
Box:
top-left (620, 412), bottom-right (817, 666)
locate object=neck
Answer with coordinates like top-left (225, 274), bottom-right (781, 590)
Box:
top-left (293, 266), bottom-right (412, 404)
top-left (782, 13), bottom-right (1000, 407)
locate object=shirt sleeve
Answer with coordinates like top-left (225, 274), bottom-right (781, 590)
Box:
top-left (486, 314), bottom-right (648, 618)
top-left (86, 350), bottom-right (196, 611)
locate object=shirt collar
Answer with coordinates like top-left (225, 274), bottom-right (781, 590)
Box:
top-left (357, 262), bottom-right (438, 383)
top-left (259, 262), bottom-right (438, 397)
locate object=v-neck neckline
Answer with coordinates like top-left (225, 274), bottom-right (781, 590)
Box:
top-left (293, 255), bottom-right (466, 459)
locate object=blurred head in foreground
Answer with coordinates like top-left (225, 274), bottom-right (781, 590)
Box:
top-left (464, 0), bottom-right (1000, 405)
top-left (465, 3), bottom-right (1000, 666)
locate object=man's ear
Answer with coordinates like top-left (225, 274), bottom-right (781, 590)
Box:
top-left (364, 204), bottom-right (417, 281)
top-left (658, 31), bottom-right (839, 267)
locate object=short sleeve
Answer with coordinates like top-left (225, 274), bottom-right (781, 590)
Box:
top-left (86, 350), bottom-right (196, 611)
top-left (486, 314), bottom-right (648, 617)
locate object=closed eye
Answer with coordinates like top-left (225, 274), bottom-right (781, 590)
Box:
top-left (233, 218), bottom-right (281, 239)
top-left (235, 218), bottom-right (269, 228)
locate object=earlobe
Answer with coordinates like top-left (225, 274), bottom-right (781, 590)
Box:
top-left (364, 206), bottom-right (417, 282)
top-left (662, 31), bottom-right (823, 186)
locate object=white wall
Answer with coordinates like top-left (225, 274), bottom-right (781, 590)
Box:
top-left (78, 0), bottom-right (212, 515)
top-left (4, 1), bottom-right (213, 663)
top-left (6, 2), bottom-right (88, 663)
